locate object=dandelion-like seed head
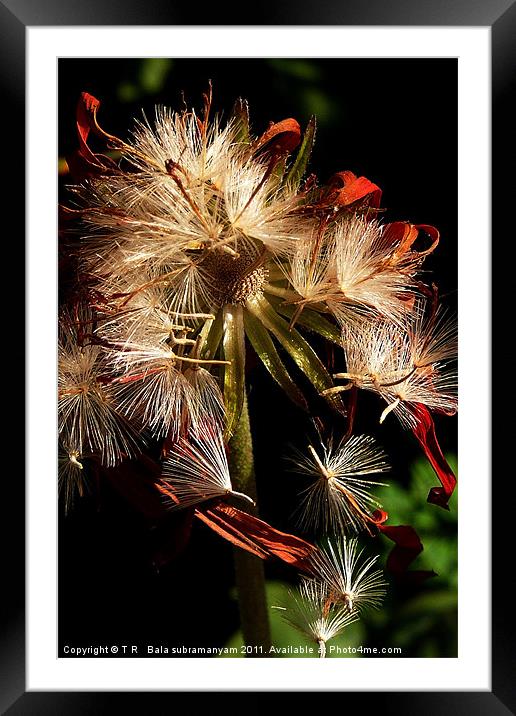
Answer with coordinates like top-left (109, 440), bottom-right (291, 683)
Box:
top-left (59, 95), bottom-right (457, 640)
top-left (73, 102), bottom-right (307, 320)
top-left (58, 311), bottom-right (142, 466)
top-left (161, 420), bottom-right (254, 510)
top-left (290, 435), bottom-right (390, 536)
top-left (58, 441), bottom-right (87, 513)
top-left (309, 538), bottom-right (387, 614)
top-left (280, 214), bottom-right (420, 328)
top-left (333, 306), bottom-right (457, 427)
top-left (327, 216), bottom-right (417, 326)
top-left (106, 312), bottom-right (228, 440)
top-left (280, 578), bottom-right (358, 657)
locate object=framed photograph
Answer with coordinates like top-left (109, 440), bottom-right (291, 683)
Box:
top-left (3, 0), bottom-right (509, 710)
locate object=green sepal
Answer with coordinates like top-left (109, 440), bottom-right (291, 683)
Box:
top-left (267, 295), bottom-right (342, 345)
top-left (243, 308), bottom-right (308, 411)
top-left (199, 309), bottom-right (224, 360)
top-left (222, 304), bottom-right (246, 441)
top-left (270, 155), bottom-right (287, 189)
top-left (246, 294), bottom-right (343, 412)
top-left (232, 98), bottom-right (251, 145)
top-left (284, 115), bottom-right (316, 192)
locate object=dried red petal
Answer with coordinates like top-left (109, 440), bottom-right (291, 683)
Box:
top-left (411, 403), bottom-right (457, 509)
top-left (66, 92), bottom-right (120, 179)
top-left (137, 469), bottom-right (317, 569)
top-left (372, 511), bottom-right (436, 584)
top-left (414, 224), bottom-right (440, 253)
top-left (326, 170), bottom-right (382, 208)
top-left (381, 222), bottom-right (440, 263)
top-left (76, 92), bottom-right (100, 153)
top-left (196, 503), bottom-right (317, 571)
top-left (195, 505), bottom-right (269, 559)
top-left (381, 221), bottom-right (419, 253)
top-left (371, 509), bottom-right (389, 525)
top-left (256, 118), bottom-right (302, 154)
top-left (379, 523), bottom-right (423, 573)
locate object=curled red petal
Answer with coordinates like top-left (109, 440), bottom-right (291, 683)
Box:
top-left (196, 503), bottom-right (317, 570)
top-left (194, 505), bottom-right (268, 559)
top-left (380, 222), bottom-right (439, 268)
top-left (377, 522), bottom-right (423, 573)
top-left (256, 118), bottom-right (302, 154)
top-left (329, 170), bottom-right (357, 188)
top-left (76, 92), bottom-right (100, 154)
top-left (411, 403), bottom-right (457, 509)
top-left (406, 224), bottom-right (440, 262)
top-left (380, 221), bottom-right (419, 253)
top-left (372, 511), bottom-right (436, 584)
top-left (415, 224), bottom-right (440, 253)
top-left (371, 508), bottom-right (389, 525)
top-left (76, 91), bottom-right (122, 146)
top-left (156, 476), bottom-right (317, 569)
top-left (66, 92), bottom-right (120, 179)
top-left (325, 170), bottom-right (382, 208)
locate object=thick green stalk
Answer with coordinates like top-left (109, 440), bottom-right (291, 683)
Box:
top-left (228, 392), bottom-right (272, 656)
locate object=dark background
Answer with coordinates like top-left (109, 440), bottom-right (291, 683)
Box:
top-left (58, 58), bottom-right (458, 658)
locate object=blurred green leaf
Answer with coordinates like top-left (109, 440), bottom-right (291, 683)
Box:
top-left (419, 639), bottom-right (441, 657)
top-left (410, 453), bottom-right (458, 523)
top-left (267, 59), bottom-right (322, 82)
top-left (411, 536), bottom-right (458, 587)
top-left (374, 482), bottom-right (414, 524)
top-left (139, 58), bottom-right (174, 94)
top-left (373, 452), bottom-right (458, 655)
top-left (397, 590), bottom-right (458, 619)
top-left (116, 58), bottom-right (174, 103)
top-left (390, 615), bottom-right (436, 649)
top-left (300, 87), bottom-right (335, 125)
top-left (117, 81), bottom-right (140, 103)
top-left (376, 453), bottom-right (458, 530)
top-left (221, 581), bottom-right (366, 658)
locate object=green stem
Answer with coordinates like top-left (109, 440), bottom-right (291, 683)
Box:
top-left (228, 391), bottom-right (272, 656)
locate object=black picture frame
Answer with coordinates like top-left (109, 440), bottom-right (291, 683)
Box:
top-left (3, 1), bottom-right (509, 711)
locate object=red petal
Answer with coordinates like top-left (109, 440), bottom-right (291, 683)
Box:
top-left (196, 503), bottom-right (317, 570)
top-left (256, 118), bottom-right (302, 154)
top-left (381, 222), bottom-right (440, 261)
top-left (372, 511), bottom-right (436, 583)
top-left (76, 92), bottom-right (100, 153)
top-left (413, 224), bottom-right (440, 256)
top-left (330, 170), bottom-right (357, 187)
top-left (66, 92), bottom-right (120, 179)
top-left (325, 170), bottom-right (382, 208)
top-left (411, 404), bottom-right (457, 509)
top-left (371, 509), bottom-right (389, 525)
top-left (380, 221), bottom-right (418, 252)
top-left (156, 478), bottom-right (317, 569)
top-left (378, 523), bottom-right (423, 573)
